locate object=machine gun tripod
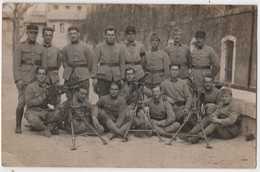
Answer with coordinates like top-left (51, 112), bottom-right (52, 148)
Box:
top-left (165, 86), bottom-right (212, 149)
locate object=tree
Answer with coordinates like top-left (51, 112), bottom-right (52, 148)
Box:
top-left (3, 3), bottom-right (34, 52)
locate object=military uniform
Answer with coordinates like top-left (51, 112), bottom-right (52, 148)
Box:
top-left (121, 40), bottom-right (146, 80)
top-left (165, 42), bottom-right (190, 79)
top-left (161, 78), bottom-right (192, 121)
top-left (59, 94), bottom-right (104, 134)
top-left (62, 40), bottom-right (94, 97)
top-left (13, 25), bottom-right (47, 133)
top-left (141, 97), bottom-right (180, 137)
top-left (92, 42), bottom-right (125, 97)
top-left (203, 87), bottom-right (222, 115)
top-left (24, 81), bottom-right (57, 136)
top-left (143, 49), bottom-right (170, 88)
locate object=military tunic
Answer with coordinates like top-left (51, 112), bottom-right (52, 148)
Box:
top-left (143, 49), bottom-right (170, 87)
top-left (13, 39), bottom-right (47, 108)
top-left (121, 40), bottom-right (146, 80)
top-left (203, 87), bottom-right (222, 115)
top-left (165, 42), bottom-right (190, 79)
top-left (191, 45), bottom-right (220, 89)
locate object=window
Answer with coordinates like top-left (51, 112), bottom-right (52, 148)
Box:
top-left (60, 23), bottom-right (64, 33)
top-left (53, 5), bottom-right (58, 10)
top-left (65, 6), bottom-right (70, 10)
top-left (77, 6), bottom-right (82, 10)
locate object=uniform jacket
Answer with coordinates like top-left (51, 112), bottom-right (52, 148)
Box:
top-left (161, 78), bottom-right (192, 109)
top-left (212, 99), bottom-right (241, 127)
top-left (43, 44), bottom-right (62, 85)
top-left (143, 97), bottom-right (175, 121)
top-left (62, 41), bottom-right (94, 81)
top-left (96, 95), bottom-right (127, 127)
top-left (92, 42), bottom-right (125, 81)
top-left (204, 87), bottom-right (222, 104)
top-left (191, 44), bottom-right (220, 78)
top-left (121, 40), bottom-right (146, 80)
top-left (13, 39), bottom-right (47, 85)
top-left (143, 49), bottom-right (170, 84)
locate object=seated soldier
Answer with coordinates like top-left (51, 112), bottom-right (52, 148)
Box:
top-left (24, 67), bottom-right (59, 137)
top-left (58, 85), bottom-right (104, 135)
top-left (141, 85), bottom-right (181, 138)
top-left (181, 88), bottom-right (241, 144)
top-left (160, 63), bottom-right (192, 123)
top-left (96, 82), bottom-right (130, 140)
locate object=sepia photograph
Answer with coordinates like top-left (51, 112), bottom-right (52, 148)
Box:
top-left (1, 0), bottom-right (257, 169)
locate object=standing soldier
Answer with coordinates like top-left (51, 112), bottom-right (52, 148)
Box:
top-left (165, 27), bottom-right (190, 80)
top-left (13, 24), bottom-right (47, 134)
top-left (62, 26), bottom-right (94, 98)
top-left (191, 31), bottom-right (220, 89)
top-left (92, 25), bottom-right (125, 97)
top-left (42, 27), bottom-right (62, 109)
top-left (121, 26), bottom-right (146, 81)
top-left (143, 33), bottom-right (170, 89)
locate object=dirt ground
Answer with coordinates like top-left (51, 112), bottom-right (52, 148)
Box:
top-left (1, 55), bottom-right (256, 168)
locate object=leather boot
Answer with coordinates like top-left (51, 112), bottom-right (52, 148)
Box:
top-left (15, 107), bottom-right (24, 134)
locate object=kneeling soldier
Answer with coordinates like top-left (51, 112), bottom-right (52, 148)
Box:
top-left (141, 85), bottom-right (181, 138)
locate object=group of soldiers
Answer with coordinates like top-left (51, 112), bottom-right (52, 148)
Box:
top-left (12, 24), bottom-right (241, 144)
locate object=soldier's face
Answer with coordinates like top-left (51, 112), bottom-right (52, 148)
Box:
top-left (76, 88), bottom-right (88, 102)
top-left (222, 93), bottom-right (232, 105)
top-left (170, 66), bottom-right (180, 78)
top-left (196, 37), bottom-right (205, 47)
top-left (105, 30), bottom-right (116, 44)
top-left (36, 69), bottom-right (46, 83)
top-left (173, 31), bottom-right (182, 43)
top-left (152, 87), bottom-right (162, 99)
top-left (42, 31), bottom-right (53, 44)
top-left (126, 70), bottom-right (135, 82)
top-left (126, 31), bottom-right (135, 43)
top-left (69, 30), bottom-right (80, 42)
top-left (109, 84), bottom-right (119, 98)
top-left (27, 31), bottom-right (38, 42)
top-left (204, 77), bottom-right (213, 90)
top-left (150, 39), bottom-right (159, 49)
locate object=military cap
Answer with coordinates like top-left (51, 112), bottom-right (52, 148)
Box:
top-left (150, 32), bottom-right (160, 41)
top-left (68, 26), bottom-right (80, 32)
top-left (27, 25), bottom-right (38, 32)
top-left (221, 88), bottom-right (232, 95)
top-left (42, 26), bottom-right (54, 34)
top-left (125, 26), bottom-right (136, 34)
top-left (195, 31), bottom-right (206, 38)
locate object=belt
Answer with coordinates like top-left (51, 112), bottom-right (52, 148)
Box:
top-left (70, 64), bottom-right (88, 68)
top-left (175, 101), bottom-right (186, 107)
top-left (47, 66), bottom-right (59, 71)
top-left (125, 61), bottom-right (141, 65)
top-left (21, 60), bottom-right (41, 65)
top-left (146, 69), bottom-right (164, 74)
top-left (191, 65), bottom-right (210, 69)
top-left (100, 63), bottom-right (119, 67)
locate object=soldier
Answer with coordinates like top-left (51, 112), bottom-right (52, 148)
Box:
top-left (181, 88), bottom-right (241, 144)
top-left (92, 25), bottom-right (125, 97)
top-left (42, 26), bottom-right (62, 109)
top-left (96, 82), bottom-right (130, 140)
top-left (141, 85), bottom-right (181, 138)
top-left (58, 85), bottom-right (104, 135)
top-left (13, 24), bottom-right (47, 134)
top-left (62, 26), bottom-right (94, 98)
top-left (191, 31), bottom-right (220, 89)
top-left (24, 67), bottom-right (58, 137)
top-left (165, 27), bottom-right (190, 80)
top-left (143, 33), bottom-right (170, 89)
top-left (160, 63), bottom-right (192, 122)
top-left (121, 26), bottom-right (146, 81)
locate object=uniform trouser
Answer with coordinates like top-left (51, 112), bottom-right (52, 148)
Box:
top-left (17, 85), bottom-right (26, 109)
top-left (25, 109), bottom-right (56, 131)
top-left (191, 68), bottom-right (211, 89)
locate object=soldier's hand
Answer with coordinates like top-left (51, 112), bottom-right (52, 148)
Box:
top-left (210, 115), bottom-right (221, 124)
top-left (183, 108), bottom-right (190, 115)
top-left (92, 116), bottom-right (101, 128)
top-left (92, 78), bottom-right (98, 87)
top-left (15, 80), bottom-right (24, 90)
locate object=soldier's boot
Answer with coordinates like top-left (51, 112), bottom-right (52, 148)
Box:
top-left (106, 120), bottom-right (125, 140)
top-left (15, 107), bottom-right (24, 134)
top-left (188, 124), bottom-right (217, 144)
